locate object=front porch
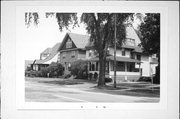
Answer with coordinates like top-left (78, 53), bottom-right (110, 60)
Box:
top-left (88, 56), bottom-right (142, 82)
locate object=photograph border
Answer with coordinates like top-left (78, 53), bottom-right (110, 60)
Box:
top-left (15, 2), bottom-right (168, 110)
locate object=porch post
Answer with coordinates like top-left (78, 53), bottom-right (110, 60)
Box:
top-left (87, 62), bottom-right (90, 80)
top-left (125, 62), bottom-right (127, 81)
top-left (139, 63), bottom-right (141, 76)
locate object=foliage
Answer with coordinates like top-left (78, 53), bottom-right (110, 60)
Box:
top-left (138, 13), bottom-right (160, 83)
top-left (94, 72), bottom-right (98, 80)
top-left (105, 77), bottom-right (112, 83)
top-left (25, 62), bottom-right (64, 78)
top-left (138, 13), bottom-right (160, 55)
top-left (70, 60), bottom-right (88, 79)
top-left (46, 62), bottom-right (64, 77)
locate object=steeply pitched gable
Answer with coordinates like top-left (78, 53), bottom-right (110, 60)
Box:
top-left (59, 33), bottom-right (89, 51)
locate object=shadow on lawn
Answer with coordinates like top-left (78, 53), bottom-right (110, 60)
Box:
top-left (88, 85), bottom-right (160, 98)
top-left (38, 80), bottom-right (84, 85)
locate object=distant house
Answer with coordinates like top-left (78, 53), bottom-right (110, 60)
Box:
top-left (25, 60), bottom-right (34, 70)
top-left (58, 33), bottom-right (89, 74)
top-left (40, 48), bottom-right (52, 60)
top-left (32, 43), bottom-right (61, 71)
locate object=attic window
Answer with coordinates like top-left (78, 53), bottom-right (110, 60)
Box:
top-left (66, 38), bottom-right (72, 48)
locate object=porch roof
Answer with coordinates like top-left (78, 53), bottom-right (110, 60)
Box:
top-left (89, 56), bottom-right (141, 63)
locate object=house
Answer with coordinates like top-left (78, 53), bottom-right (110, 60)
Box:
top-left (85, 24), bottom-right (158, 82)
top-left (40, 48), bottom-right (52, 60)
top-left (25, 60), bottom-right (34, 70)
top-left (32, 42), bottom-right (61, 71)
top-left (58, 33), bottom-right (89, 74)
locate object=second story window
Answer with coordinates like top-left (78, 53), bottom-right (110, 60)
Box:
top-left (122, 49), bottom-right (125, 56)
top-left (62, 52), bottom-right (66, 59)
top-left (131, 52), bottom-right (135, 59)
top-left (89, 50), bottom-right (92, 57)
top-left (71, 51), bottom-right (75, 58)
top-left (66, 38), bottom-right (72, 48)
top-left (137, 54), bottom-right (141, 60)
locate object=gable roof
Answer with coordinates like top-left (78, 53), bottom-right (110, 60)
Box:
top-left (40, 48), bottom-right (52, 55)
top-left (35, 42), bottom-right (61, 64)
top-left (85, 24), bottom-right (141, 48)
top-left (59, 32), bottom-right (90, 50)
top-left (125, 24), bottom-right (141, 46)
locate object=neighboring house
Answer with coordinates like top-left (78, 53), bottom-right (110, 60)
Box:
top-left (58, 33), bottom-right (89, 74)
top-left (32, 42), bottom-right (61, 71)
top-left (40, 48), bottom-right (52, 60)
top-left (25, 60), bottom-right (34, 70)
top-left (86, 24), bottom-right (158, 82)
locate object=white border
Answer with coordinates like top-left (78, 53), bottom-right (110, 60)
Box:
top-left (15, 2), bottom-right (168, 110)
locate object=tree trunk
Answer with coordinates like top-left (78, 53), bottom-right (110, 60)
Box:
top-left (98, 55), bottom-right (106, 87)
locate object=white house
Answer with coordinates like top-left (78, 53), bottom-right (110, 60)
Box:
top-left (85, 24), bottom-right (158, 82)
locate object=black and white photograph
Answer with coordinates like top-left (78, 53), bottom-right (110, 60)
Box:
top-left (1, 1), bottom-right (179, 119)
top-left (24, 12), bottom-right (160, 103)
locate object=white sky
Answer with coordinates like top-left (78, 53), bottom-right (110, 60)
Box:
top-left (22, 13), bottom-right (141, 61)
top-left (23, 13), bottom-right (87, 60)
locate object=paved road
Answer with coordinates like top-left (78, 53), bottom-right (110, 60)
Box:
top-left (25, 78), bottom-right (159, 103)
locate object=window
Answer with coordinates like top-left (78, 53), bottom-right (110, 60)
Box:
top-left (131, 52), bottom-right (135, 59)
top-left (89, 50), bottom-right (92, 57)
top-left (62, 52), bottom-right (66, 59)
top-left (122, 49), bottom-right (125, 56)
top-left (137, 54), bottom-right (141, 60)
top-left (71, 51), bottom-right (75, 58)
top-left (66, 38), bottom-right (72, 48)
top-left (96, 62), bottom-right (99, 71)
top-left (114, 62), bottom-right (125, 71)
top-left (92, 63), bottom-right (95, 71)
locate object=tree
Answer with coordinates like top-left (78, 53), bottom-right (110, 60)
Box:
top-left (25, 12), bottom-right (133, 87)
top-left (137, 13), bottom-right (160, 83)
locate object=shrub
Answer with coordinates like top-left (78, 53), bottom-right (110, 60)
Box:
top-left (46, 62), bottom-right (64, 78)
top-left (105, 78), bottom-right (112, 83)
top-left (88, 73), bottom-right (93, 80)
top-left (153, 65), bottom-right (160, 84)
top-left (70, 60), bottom-right (88, 79)
top-left (64, 73), bottom-right (72, 79)
top-left (94, 72), bottom-right (98, 80)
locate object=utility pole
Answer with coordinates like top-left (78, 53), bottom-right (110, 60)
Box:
top-left (114, 13), bottom-right (117, 88)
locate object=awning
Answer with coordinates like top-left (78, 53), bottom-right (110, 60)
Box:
top-left (89, 56), bottom-right (141, 63)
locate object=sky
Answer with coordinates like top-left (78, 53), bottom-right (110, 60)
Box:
top-left (23, 13), bottom-right (87, 60)
top-left (22, 13), bottom-right (142, 61)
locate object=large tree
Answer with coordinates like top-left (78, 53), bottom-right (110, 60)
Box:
top-left (25, 12), bottom-right (133, 87)
top-left (138, 13), bottom-right (160, 83)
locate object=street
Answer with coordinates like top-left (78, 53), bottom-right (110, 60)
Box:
top-left (25, 77), bottom-right (160, 103)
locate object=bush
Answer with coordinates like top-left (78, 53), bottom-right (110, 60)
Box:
top-left (94, 72), bottom-right (98, 80)
top-left (105, 78), bottom-right (112, 83)
top-left (153, 65), bottom-right (160, 84)
top-left (70, 60), bottom-right (88, 79)
top-left (89, 73), bottom-right (93, 80)
top-left (63, 73), bottom-right (72, 79)
top-left (26, 70), bottom-right (39, 77)
top-left (46, 62), bottom-right (64, 78)
top-left (138, 76), bottom-right (151, 82)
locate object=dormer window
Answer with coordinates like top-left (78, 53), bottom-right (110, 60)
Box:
top-left (66, 38), bottom-right (72, 48)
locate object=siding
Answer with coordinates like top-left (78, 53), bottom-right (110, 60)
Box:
top-left (109, 48), bottom-right (131, 58)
